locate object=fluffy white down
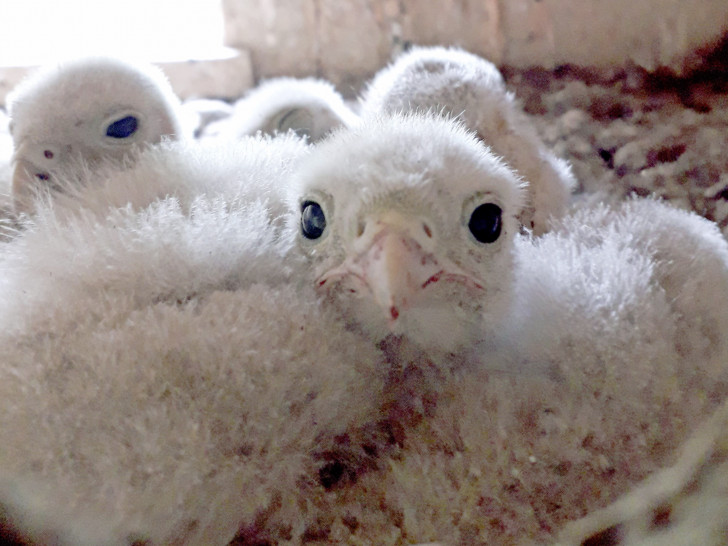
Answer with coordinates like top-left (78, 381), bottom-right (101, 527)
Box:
top-left (263, 113), bottom-right (728, 544)
top-left (288, 112), bottom-right (728, 378)
top-left (507, 196), bottom-right (728, 383)
top-left (360, 45), bottom-right (576, 235)
top-left (0, 284), bottom-right (385, 545)
top-left (288, 113), bottom-right (526, 361)
top-left (0, 134), bottom-right (386, 544)
top-left (0, 134), bottom-right (310, 337)
top-left (205, 77), bottom-right (359, 142)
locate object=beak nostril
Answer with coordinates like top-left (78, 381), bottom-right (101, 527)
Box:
top-left (43, 150), bottom-right (54, 159)
top-left (423, 223), bottom-right (433, 238)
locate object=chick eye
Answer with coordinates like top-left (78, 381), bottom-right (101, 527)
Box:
top-left (301, 200), bottom-right (327, 240)
top-left (468, 203), bottom-right (502, 243)
top-left (106, 115), bottom-right (138, 138)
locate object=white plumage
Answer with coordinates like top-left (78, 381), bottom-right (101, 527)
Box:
top-left (509, 197), bottom-right (728, 378)
top-left (360, 46), bottom-right (576, 235)
top-left (289, 112), bottom-right (728, 374)
top-left (0, 134), bottom-right (387, 545)
top-left (0, 107), bottom-right (725, 545)
top-left (277, 111), bottom-right (728, 545)
top-left (206, 77), bottom-right (359, 143)
top-left (0, 133), bottom-right (309, 337)
top-left (6, 56), bottom-right (185, 213)
top-left (289, 112), bottom-right (524, 364)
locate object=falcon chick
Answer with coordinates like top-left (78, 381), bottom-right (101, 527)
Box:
top-left (281, 115), bottom-right (728, 544)
top-left (360, 46), bottom-right (576, 235)
top-left (289, 112), bottom-right (525, 362)
top-left (7, 56), bottom-right (185, 213)
top-left (290, 113), bottom-right (728, 376)
top-left (206, 77), bottom-right (359, 143)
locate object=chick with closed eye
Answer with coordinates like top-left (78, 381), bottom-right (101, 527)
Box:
top-left (207, 77), bottom-right (359, 143)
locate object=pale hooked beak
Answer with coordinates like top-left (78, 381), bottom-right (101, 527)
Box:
top-left (318, 212), bottom-right (484, 327)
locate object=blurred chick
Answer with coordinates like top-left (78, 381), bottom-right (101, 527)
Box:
top-left (7, 56), bottom-right (185, 213)
top-left (205, 77), bottom-right (359, 143)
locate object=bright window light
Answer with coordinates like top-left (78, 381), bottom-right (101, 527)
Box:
top-left (0, 0), bottom-right (226, 67)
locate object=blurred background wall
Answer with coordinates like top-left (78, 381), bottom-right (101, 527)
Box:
top-left (0, 0), bottom-right (727, 102)
top-left (223, 0), bottom-right (728, 93)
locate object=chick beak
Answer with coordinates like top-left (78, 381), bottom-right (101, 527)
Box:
top-left (354, 215), bottom-right (444, 326)
top-left (362, 230), bottom-right (421, 322)
top-left (317, 213), bottom-right (485, 329)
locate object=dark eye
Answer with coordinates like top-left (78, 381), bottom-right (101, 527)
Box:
top-left (301, 200), bottom-right (326, 240)
top-left (106, 115), bottom-right (138, 138)
top-left (468, 203), bottom-right (502, 243)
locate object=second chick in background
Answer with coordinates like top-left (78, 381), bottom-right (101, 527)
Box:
top-left (5, 56), bottom-right (186, 215)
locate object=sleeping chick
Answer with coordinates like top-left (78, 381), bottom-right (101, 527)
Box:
top-left (205, 77), bottom-right (359, 142)
top-left (360, 46), bottom-right (576, 235)
top-left (6, 56), bottom-right (185, 213)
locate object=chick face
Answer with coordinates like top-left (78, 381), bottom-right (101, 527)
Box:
top-left (291, 114), bottom-right (524, 355)
top-left (8, 57), bottom-right (183, 212)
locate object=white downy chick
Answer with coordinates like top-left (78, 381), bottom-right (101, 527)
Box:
top-left (274, 112), bottom-right (728, 545)
top-left (0, 135), bottom-right (385, 545)
top-left (206, 77), bottom-right (359, 142)
top-left (289, 112), bottom-right (728, 376)
top-left (360, 46), bottom-right (576, 235)
top-left (288, 112), bottom-right (525, 364)
top-left (0, 277), bottom-right (386, 546)
top-left (6, 56), bottom-right (185, 213)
